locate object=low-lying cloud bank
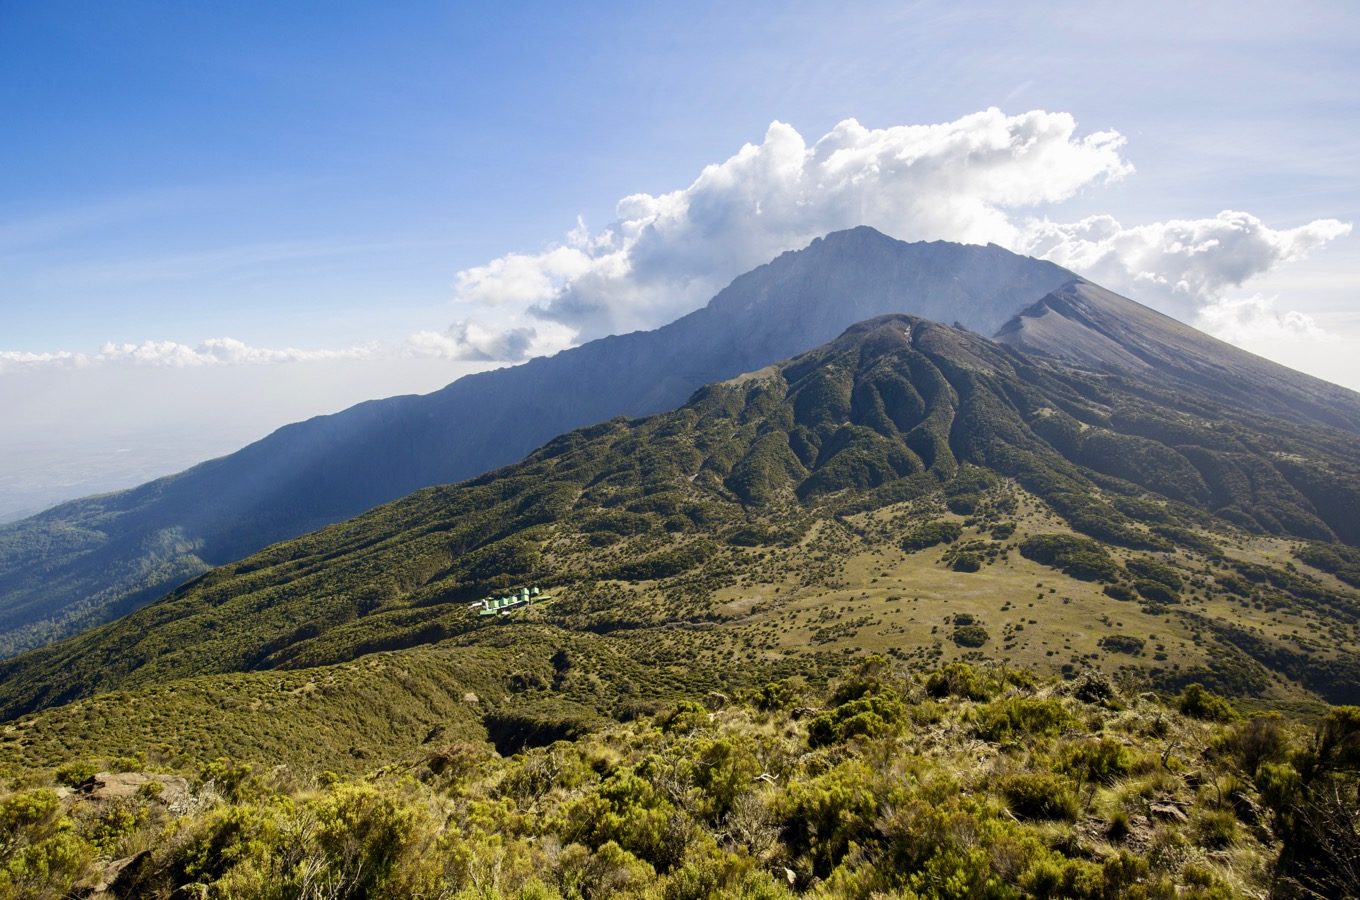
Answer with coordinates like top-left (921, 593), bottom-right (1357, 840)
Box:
top-left (0, 338), bottom-right (379, 373)
top-left (426, 108), bottom-right (1348, 360)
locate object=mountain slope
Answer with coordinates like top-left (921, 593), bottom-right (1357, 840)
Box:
top-left (2, 314), bottom-right (1357, 724)
top-left (0, 229), bottom-right (1078, 657)
top-left (7, 231), bottom-right (1360, 662)
top-left (996, 279), bottom-right (1360, 433)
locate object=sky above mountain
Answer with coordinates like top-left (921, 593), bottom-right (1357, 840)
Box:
top-left (2, 0), bottom-right (1358, 518)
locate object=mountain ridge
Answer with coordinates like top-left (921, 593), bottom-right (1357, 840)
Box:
top-left (995, 279), bottom-right (1360, 433)
top-left (0, 230), bottom-right (1079, 656)
top-left (2, 312), bottom-right (1357, 723)
top-left (3, 228), bottom-right (1359, 659)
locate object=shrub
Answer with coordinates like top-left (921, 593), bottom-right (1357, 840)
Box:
top-left (951, 553), bottom-right (983, 573)
top-left (53, 761), bottom-right (96, 788)
top-left (1098, 635), bottom-right (1145, 655)
top-left (751, 677), bottom-right (807, 712)
top-left (567, 770), bottom-right (687, 871)
top-left (778, 761), bottom-right (880, 877)
top-left (808, 688), bottom-right (908, 747)
top-left (975, 698), bottom-right (1076, 742)
top-left (999, 773), bottom-right (1079, 820)
top-left (660, 701), bottom-right (710, 735)
top-left (197, 757), bottom-right (257, 802)
top-left (946, 494), bottom-right (980, 515)
top-left (1069, 669), bottom-right (1118, 705)
top-left (1193, 809), bottom-right (1239, 849)
top-left (723, 525), bottom-right (771, 547)
top-left (952, 624), bottom-right (989, 647)
top-left (689, 737), bottom-right (763, 822)
top-left (1019, 534), bottom-right (1122, 582)
top-left (901, 521), bottom-right (962, 552)
top-left (1060, 737), bottom-right (1132, 785)
top-left (925, 663), bottom-right (997, 701)
top-left (1106, 808), bottom-right (1132, 841)
top-left (1220, 716), bottom-right (1289, 776)
top-left (558, 840), bottom-right (657, 897)
top-left (1134, 580), bottom-right (1179, 605)
top-left (0, 789), bottom-right (92, 897)
top-left (1177, 684), bottom-right (1237, 722)
top-left (1125, 557), bottom-right (1183, 591)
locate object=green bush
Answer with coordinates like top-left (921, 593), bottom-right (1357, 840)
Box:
top-left (946, 493), bottom-right (980, 515)
top-left (778, 761), bottom-right (880, 877)
top-left (1060, 737), bottom-right (1132, 785)
top-left (0, 788), bottom-right (92, 897)
top-left (751, 677), bottom-right (807, 712)
top-left (566, 770), bottom-right (687, 871)
top-left (688, 736), bottom-right (762, 822)
top-left (1177, 684), bottom-right (1237, 722)
top-left (1019, 534), bottom-right (1122, 582)
top-left (1098, 634), bottom-right (1145, 655)
top-left (808, 688), bottom-right (908, 747)
top-left (1220, 716), bottom-right (1289, 776)
top-left (901, 521), bottom-right (962, 552)
top-left (952, 623), bottom-right (989, 647)
top-left (1126, 557), bottom-right (1182, 591)
top-left (1193, 809), bottom-right (1239, 849)
top-left (925, 662), bottom-right (997, 701)
top-left (950, 553), bottom-right (983, 573)
top-left (53, 761), bottom-right (96, 788)
top-left (975, 698), bottom-right (1076, 742)
top-left (999, 773), bottom-right (1079, 820)
top-left (1134, 579), bottom-right (1179, 604)
top-left (660, 700), bottom-right (710, 735)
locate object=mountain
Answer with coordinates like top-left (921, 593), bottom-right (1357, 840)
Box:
top-left (4, 310), bottom-right (1359, 898)
top-left (5, 228), bottom-right (1360, 662)
top-left (996, 279), bottom-right (1360, 433)
top-left (3, 313), bottom-right (1357, 733)
top-left (0, 229), bottom-right (1079, 657)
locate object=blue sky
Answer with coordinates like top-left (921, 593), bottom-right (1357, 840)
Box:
top-left (2, 0), bottom-right (1358, 517)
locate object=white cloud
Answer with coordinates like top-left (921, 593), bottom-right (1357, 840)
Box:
top-left (0, 338), bottom-right (379, 374)
top-left (0, 350), bottom-right (90, 370)
top-left (443, 111), bottom-right (1351, 360)
top-left (450, 108), bottom-right (1133, 345)
top-left (1018, 210), bottom-right (1352, 317)
top-left (1194, 293), bottom-right (1334, 345)
top-left (404, 320), bottom-right (575, 362)
top-left (11, 112), bottom-right (1352, 372)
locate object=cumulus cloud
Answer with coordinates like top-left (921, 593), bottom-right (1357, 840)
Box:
top-left (1018, 211), bottom-right (1352, 317)
top-left (14, 111), bottom-right (1350, 372)
top-left (404, 320), bottom-right (575, 362)
top-left (1194, 293), bottom-right (1334, 345)
top-left (0, 350), bottom-right (88, 370)
top-left (450, 108), bottom-right (1133, 346)
top-left (0, 338), bottom-right (378, 374)
top-left (441, 110), bottom-right (1350, 361)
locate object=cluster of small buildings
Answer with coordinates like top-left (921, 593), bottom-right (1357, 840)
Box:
top-left (471, 585), bottom-right (547, 617)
